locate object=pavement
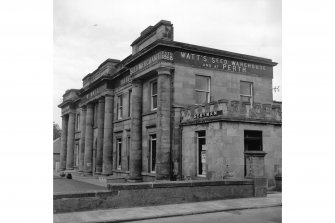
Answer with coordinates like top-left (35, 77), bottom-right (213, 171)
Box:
top-left (54, 176), bottom-right (107, 194)
top-left (53, 192), bottom-right (282, 223)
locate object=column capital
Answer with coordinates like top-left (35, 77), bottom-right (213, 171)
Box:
top-left (131, 79), bottom-right (142, 85)
top-left (156, 66), bottom-right (173, 76)
top-left (98, 97), bottom-right (105, 103)
top-left (86, 103), bottom-right (94, 109)
top-left (80, 106), bottom-right (87, 111)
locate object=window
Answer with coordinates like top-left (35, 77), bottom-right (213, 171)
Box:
top-left (117, 95), bottom-right (123, 120)
top-left (75, 144), bottom-right (79, 167)
top-left (149, 134), bottom-right (157, 173)
top-left (128, 90), bottom-right (132, 117)
top-left (151, 81), bottom-right (157, 110)
top-left (126, 136), bottom-right (131, 170)
top-left (244, 130), bottom-right (262, 176)
top-left (76, 114), bottom-right (80, 131)
top-left (197, 131), bottom-right (206, 176)
top-left (244, 130), bottom-right (262, 151)
top-left (240, 81), bottom-right (253, 103)
top-left (93, 104), bottom-right (98, 127)
top-left (116, 138), bottom-right (122, 169)
top-left (195, 75), bottom-right (210, 104)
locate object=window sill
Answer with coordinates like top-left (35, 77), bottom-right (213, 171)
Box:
top-left (142, 111), bottom-right (157, 117)
top-left (113, 117), bottom-right (131, 124)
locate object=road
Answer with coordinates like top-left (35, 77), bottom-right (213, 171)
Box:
top-left (130, 206), bottom-right (281, 223)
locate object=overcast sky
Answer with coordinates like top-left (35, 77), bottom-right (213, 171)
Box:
top-left (54, 0), bottom-right (281, 127)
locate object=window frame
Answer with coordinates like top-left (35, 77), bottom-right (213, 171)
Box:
top-left (149, 134), bottom-right (157, 173)
top-left (194, 75), bottom-right (211, 105)
top-left (240, 81), bottom-right (253, 104)
top-left (76, 114), bottom-right (80, 131)
top-left (117, 94), bottom-right (123, 120)
top-left (128, 89), bottom-right (132, 117)
top-left (75, 143), bottom-right (79, 167)
top-left (150, 80), bottom-right (158, 111)
top-left (196, 130), bottom-right (207, 177)
top-left (126, 136), bottom-right (130, 171)
top-left (116, 138), bottom-right (122, 170)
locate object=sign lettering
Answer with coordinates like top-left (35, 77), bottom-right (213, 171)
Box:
top-left (130, 51), bottom-right (173, 74)
top-left (175, 51), bottom-right (272, 76)
top-left (193, 110), bottom-right (223, 119)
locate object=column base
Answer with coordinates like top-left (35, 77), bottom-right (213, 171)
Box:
top-left (127, 177), bottom-right (142, 183)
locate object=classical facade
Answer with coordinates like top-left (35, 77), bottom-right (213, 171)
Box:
top-left (58, 20), bottom-right (281, 186)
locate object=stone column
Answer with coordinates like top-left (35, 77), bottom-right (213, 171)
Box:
top-left (156, 67), bottom-right (172, 180)
top-left (129, 80), bottom-right (143, 181)
top-left (84, 103), bottom-right (94, 174)
top-left (102, 95), bottom-right (114, 175)
top-left (66, 112), bottom-right (76, 170)
top-left (78, 107), bottom-right (86, 172)
top-left (96, 98), bottom-right (105, 174)
top-left (60, 115), bottom-right (68, 171)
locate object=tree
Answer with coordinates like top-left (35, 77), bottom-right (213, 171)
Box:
top-left (53, 122), bottom-right (62, 140)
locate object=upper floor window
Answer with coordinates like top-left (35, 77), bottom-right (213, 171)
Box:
top-left (128, 90), bottom-right (132, 117)
top-left (93, 104), bottom-right (98, 128)
top-left (76, 114), bottom-right (80, 131)
top-left (240, 81), bottom-right (253, 103)
top-left (151, 81), bottom-right (158, 110)
top-left (117, 95), bottom-right (123, 120)
top-left (195, 75), bottom-right (210, 104)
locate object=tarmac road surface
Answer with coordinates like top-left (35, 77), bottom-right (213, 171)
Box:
top-left (131, 206), bottom-right (282, 223)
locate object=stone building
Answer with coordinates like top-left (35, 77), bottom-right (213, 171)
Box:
top-left (58, 20), bottom-right (281, 186)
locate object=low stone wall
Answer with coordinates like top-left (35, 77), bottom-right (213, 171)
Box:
top-left (54, 178), bottom-right (266, 213)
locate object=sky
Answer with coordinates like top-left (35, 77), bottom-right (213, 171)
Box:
top-left (54, 0), bottom-right (282, 127)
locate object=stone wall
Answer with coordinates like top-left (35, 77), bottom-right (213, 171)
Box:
top-left (173, 64), bottom-right (273, 107)
top-left (54, 179), bottom-right (264, 213)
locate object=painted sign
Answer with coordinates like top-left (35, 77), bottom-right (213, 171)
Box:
top-left (193, 110), bottom-right (223, 119)
top-left (130, 51), bottom-right (173, 74)
top-left (174, 51), bottom-right (272, 77)
top-left (82, 84), bottom-right (106, 103)
top-left (120, 75), bottom-right (132, 85)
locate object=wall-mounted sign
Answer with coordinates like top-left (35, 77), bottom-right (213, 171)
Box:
top-left (201, 151), bottom-right (206, 163)
top-left (130, 51), bottom-right (173, 74)
top-left (193, 110), bottom-right (223, 119)
top-left (174, 51), bottom-right (272, 77)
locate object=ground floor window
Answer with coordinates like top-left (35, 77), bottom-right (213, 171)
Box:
top-left (126, 136), bottom-right (130, 171)
top-left (244, 130), bottom-right (263, 176)
top-left (75, 143), bottom-right (79, 167)
top-left (244, 130), bottom-right (262, 151)
top-left (116, 138), bottom-right (122, 169)
top-left (197, 131), bottom-right (206, 176)
top-left (149, 134), bottom-right (157, 173)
